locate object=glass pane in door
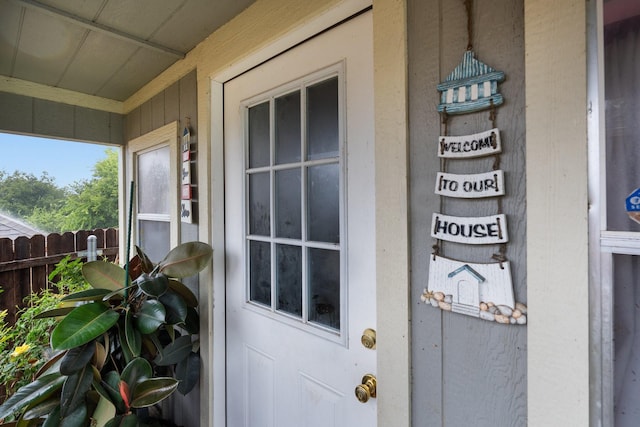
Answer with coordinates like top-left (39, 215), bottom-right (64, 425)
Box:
top-left (249, 102), bottom-right (270, 168)
top-left (275, 168), bottom-right (301, 239)
top-left (308, 248), bottom-right (340, 329)
top-left (308, 163), bottom-right (340, 243)
top-left (307, 78), bottom-right (339, 160)
top-left (276, 244), bottom-right (302, 317)
top-left (275, 91), bottom-right (301, 164)
top-left (250, 240), bottom-right (271, 306)
top-left (138, 146), bottom-right (170, 214)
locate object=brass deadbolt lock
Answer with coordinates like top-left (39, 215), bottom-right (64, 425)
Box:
top-left (361, 328), bottom-right (376, 349)
top-left (355, 374), bottom-right (377, 403)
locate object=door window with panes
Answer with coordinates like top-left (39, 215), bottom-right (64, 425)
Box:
top-left (244, 75), bottom-right (344, 336)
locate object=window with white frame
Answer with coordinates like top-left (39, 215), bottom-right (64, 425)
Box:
top-left (127, 123), bottom-right (179, 263)
top-left (596, 2), bottom-right (640, 425)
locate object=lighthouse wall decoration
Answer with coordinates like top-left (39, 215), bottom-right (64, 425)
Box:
top-left (421, 1), bottom-right (527, 326)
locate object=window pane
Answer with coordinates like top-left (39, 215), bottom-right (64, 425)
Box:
top-left (308, 163), bottom-right (340, 243)
top-left (604, 17), bottom-right (640, 232)
top-left (276, 244), bottom-right (302, 317)
top-left (248, 172), bottom-right (270, 236)
top-left (138, 146), bottom-right (170, 214)
top-left (249, 102), bottom-right (270, 168)
top-left (138, 220), bottom-right (170, 263)
top-left (275, 91), bottom-right (301, 164)
top-left (308, 248), bottom-right (340, 329)
top-left (307, 78), bottom-right (339, 160)
top-left (275, 168), bottom-right (301, 239)
top-left (613, 254), bottom-right (640, 424)
top-left (250, 240), bottom-right (271, 306)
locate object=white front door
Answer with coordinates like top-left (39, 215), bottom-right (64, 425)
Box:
top-left (224, 11), bottom-right (375, 427)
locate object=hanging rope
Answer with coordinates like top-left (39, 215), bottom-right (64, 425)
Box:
top-left (465, 0), bottom-right (474, 51)
top-left (433, 109), bottom-right (451, 260)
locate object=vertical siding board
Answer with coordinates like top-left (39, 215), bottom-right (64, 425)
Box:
top-left (109, 113), bottom-right (125, 145)
top-left (409, 0), bottom-right (526, 424)
top-left (33, 99), bottom-right (75, 138)
top-left (408, 0), bottom-right (444, 423)
top-left (152, 92), bottom-right (166, 131)
top-left (0, 92), bottom-right (33, 133)
top-left (140, 100), bottom-right (153, 135)
top-left (74, 107), bottom-right (110, 142)
top-left (126, 107), bottom-right (142, 140)
top-left (164, 81), bottom-right (180, 124)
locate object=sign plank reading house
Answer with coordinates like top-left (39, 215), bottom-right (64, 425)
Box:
top-left (435, 170), bottom-right (505, 198)
top-left (439, 128), bottom-right (501, 159)
top-left (431, 213), bottom-right (508, 244)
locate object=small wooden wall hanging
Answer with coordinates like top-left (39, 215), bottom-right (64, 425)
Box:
top-left (423, 0), bottom-right (526, 325)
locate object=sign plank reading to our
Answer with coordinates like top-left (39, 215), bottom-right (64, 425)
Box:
top-left (431, 213), bottom-right (509, 244)
top-left (439, 128), bottom-right (501, 159)
top-left (435, 170), bottom-right (505, 198)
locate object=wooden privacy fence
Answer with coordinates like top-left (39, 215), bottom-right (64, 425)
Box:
top-left (0, 228), bottom-right (119, 325)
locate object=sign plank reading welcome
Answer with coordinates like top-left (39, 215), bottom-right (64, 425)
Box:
top-left (439, 128), bottom-right (501, 158)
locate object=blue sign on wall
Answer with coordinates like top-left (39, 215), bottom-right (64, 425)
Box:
top-left (626, 188), bottom-right (640, 212)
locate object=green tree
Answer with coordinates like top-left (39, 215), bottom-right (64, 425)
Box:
top-left (0, 171), bottom-right (66, 218)
top-left (28, 149), bottom-right (119, 232)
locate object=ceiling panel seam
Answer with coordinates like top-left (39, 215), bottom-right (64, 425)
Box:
top-left (10, 0), bottom-right (186, 59)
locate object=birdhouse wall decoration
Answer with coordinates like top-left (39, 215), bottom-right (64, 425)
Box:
top-left (421, 0), bottom-right (527, 326)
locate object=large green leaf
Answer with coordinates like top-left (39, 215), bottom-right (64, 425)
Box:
top-left (51, 303), bottom-right (119, 351)
top-left (130, 378), bottom-right (179, 408)
top-left (134, 300), bottom-right (165, 335)
top-left (158, 242), bottom-right (213, 278)
top-left (42, 405), bottom-right (61, 427)
top-left (59, 402), bottom-right (87, 427)
top-left (176, 352), bottom-right (200, 395)
top-left (135, 246), bottom-right (154, 274)
top-left (101, 372), bottom-right (126, 414)
top-left (120, 358), bottom-right (152, 395)
top-left (104, 414), bottom-right (138, 427)
top-left (183, 307), bottom-right (200, 334)
top-left (34, 307), bottom-right (75, 319)
top-left (60, 343), bottom-right (95, 376)
top-left (60, 365), bottom-right (93, 417)
top-left (82, 262), bottom-right (127, 291)
top-left (154, 335), bottom-right (192, 366)
top-left (61, 289), bottom-right (113, 302)
top-left (0, 373), bottom-right (65, 420)
top-left (159, 291), bottom-right (187, 325)
top-left (138, 274), bottom-right (169, 297)
top-left (22, 396), bottom-right (60, 420)
top-left (124, 311), bottom-right (141, 357)
top-left (91, 396), bottom-right (115, 427)
top-left (117, 323), bottom-right (133, 366)
top-left (167, 279), bottom-right (198, 308)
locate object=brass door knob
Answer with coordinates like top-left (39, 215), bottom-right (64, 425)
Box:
top-left (355, 374), bottom-right (377, 403)
top-left (361, 328), bottom-right (376, 349)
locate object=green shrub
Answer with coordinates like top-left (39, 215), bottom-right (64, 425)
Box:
top-left (0, 257), bottom-right (89, 403)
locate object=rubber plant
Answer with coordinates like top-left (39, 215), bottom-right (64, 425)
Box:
top-left (0, 241), bottom-right (212, 426)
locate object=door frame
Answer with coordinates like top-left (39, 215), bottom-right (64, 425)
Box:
top-left (205, 1), bottom-right (410, 426)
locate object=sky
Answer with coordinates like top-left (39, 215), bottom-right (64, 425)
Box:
top-left (0, 133), bottom-right (114, 187)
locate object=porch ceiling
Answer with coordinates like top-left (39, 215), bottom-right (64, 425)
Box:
top-left (0, 0), bottom-right (256, 102)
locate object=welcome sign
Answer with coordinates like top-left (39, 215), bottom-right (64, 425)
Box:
top-left (439, 128), bottom-right (501, 159)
